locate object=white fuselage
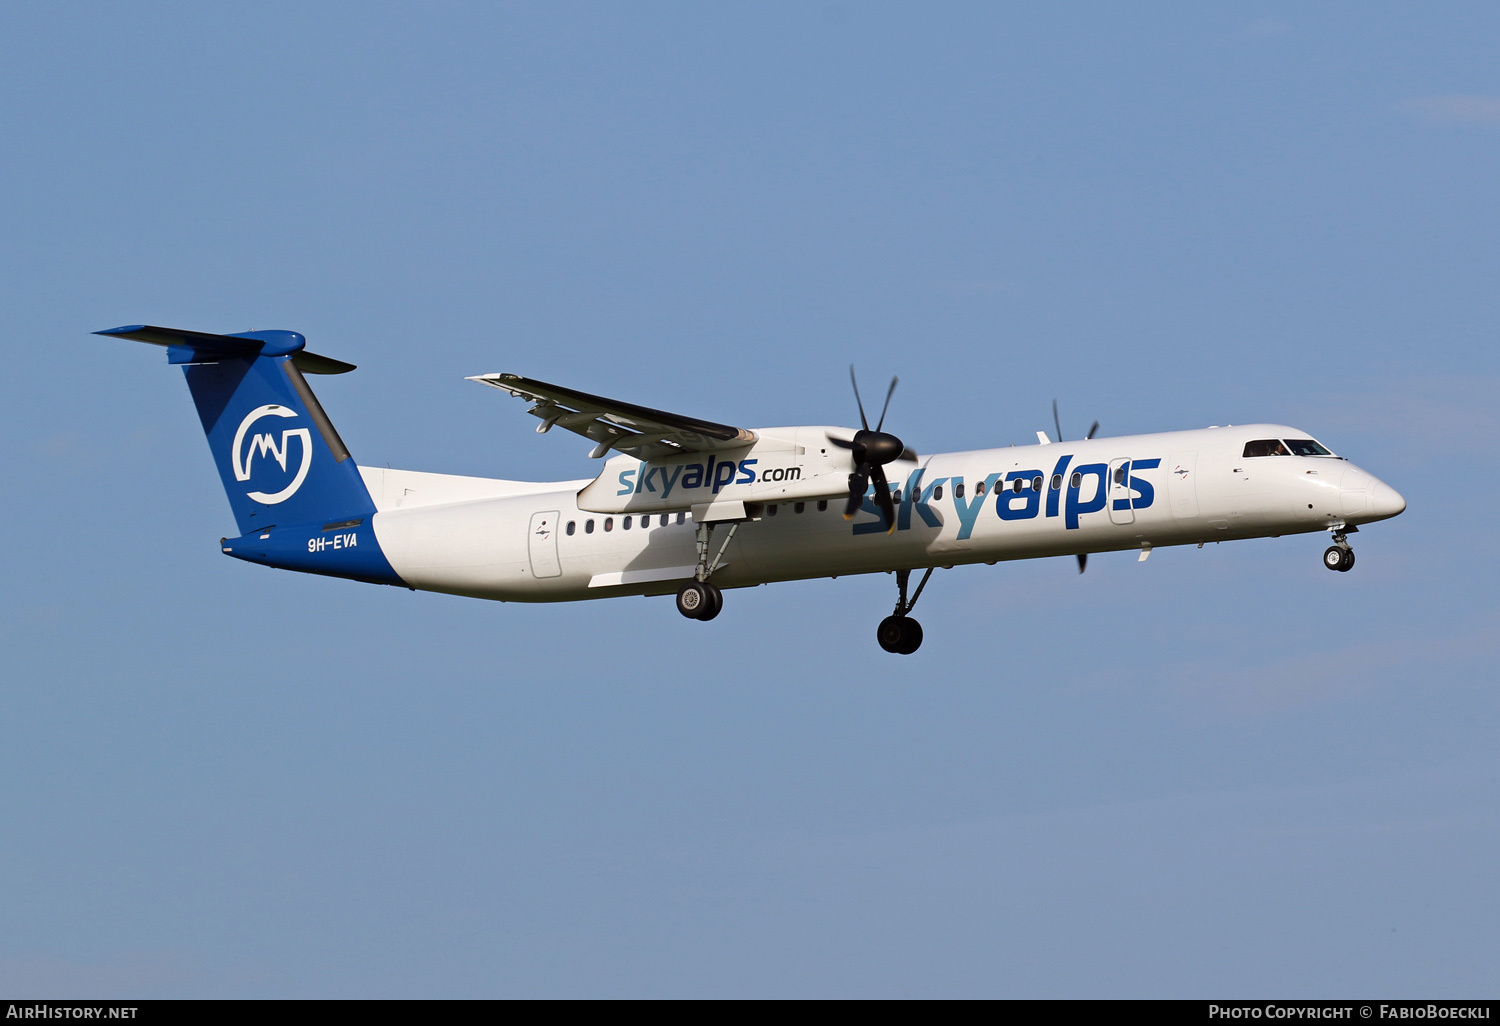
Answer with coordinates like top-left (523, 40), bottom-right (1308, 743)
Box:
top-left (358, 423), bottom-right (1406, 602)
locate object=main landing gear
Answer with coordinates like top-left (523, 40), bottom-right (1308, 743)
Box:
top-left (878, 567), bottom-right (933, 655)
top-left (676, 519), bottom-right (739, 621)
top-left (1323, 526), bottom-right (1356, 573)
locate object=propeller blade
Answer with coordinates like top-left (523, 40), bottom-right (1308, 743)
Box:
top-left (1052, 398), bottom-right (1063, 445)
top-left (849, 366), bottom-right (869, 431)
top-left (1077, 553), bottom-right (1088, 574)
top-left (875, 376), bottom-right (898, 432)
top-left (1086, 421), bottom-right (1099, 440)
top-left (870, 463), bottom-right (897, 534)
top-left (843, 463), bottom-right (871, 520)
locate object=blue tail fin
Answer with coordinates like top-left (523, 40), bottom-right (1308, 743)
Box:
top-left (100, 324), bottom-right (375, 536)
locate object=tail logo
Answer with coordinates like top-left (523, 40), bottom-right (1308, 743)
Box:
top-left (231, 405), bottom-right (313, 504)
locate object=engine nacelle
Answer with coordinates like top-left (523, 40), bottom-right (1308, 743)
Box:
top-left (576, 426), bottom-right (868, 515)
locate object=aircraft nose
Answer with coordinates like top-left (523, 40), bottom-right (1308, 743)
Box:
top-left (1368, 480), bottom-right (1407, 521)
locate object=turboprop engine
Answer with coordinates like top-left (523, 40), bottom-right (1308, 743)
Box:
top-left (574, 426), bottom-right (907, 519)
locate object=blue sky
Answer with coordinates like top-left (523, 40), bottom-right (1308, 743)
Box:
top-left (1, 2), bottom-right (1497, 997)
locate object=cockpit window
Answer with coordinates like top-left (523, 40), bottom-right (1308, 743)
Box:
top-left (1243, 439), bottom-right (1290, 457)
top-left (1285, 438), bottom-right (1334, 457)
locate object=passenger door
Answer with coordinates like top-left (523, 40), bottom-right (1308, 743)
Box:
top-left (527, 510), bottom-right (562, 578)
top-left (1167, 450), bottom-right (1200, 519)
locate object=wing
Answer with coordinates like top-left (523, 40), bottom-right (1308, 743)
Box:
top-left (468, 372), bottom-right (757, 459)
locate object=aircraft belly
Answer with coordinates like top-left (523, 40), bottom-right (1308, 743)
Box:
top-left (737, 526), bottom-right (929, 580)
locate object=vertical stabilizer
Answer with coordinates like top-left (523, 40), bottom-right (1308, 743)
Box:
top-left (179, 353), bottom-right (375, 535)
top-left (98, 326), bottom-right (393, 576)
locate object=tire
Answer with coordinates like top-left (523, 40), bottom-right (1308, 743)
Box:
top-left (697, 583), bottom-right (724, 621)
top-left (1323, 546), bottom-right (1345, 572)
top-left (877, 615), bottom-right (923, 655)
top-left (896, 618), bottom-right (923, 654)
top-left (877, 615), bottom-right (907, 653)
top-left (676, 581), bottom-right (710, 618)
top-left (1338, 548), bottom-right (1355, 572)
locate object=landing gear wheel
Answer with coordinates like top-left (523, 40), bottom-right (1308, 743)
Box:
top-left (698, 582), bottom-right (723, 620)
top-left (877, 615), bottom-right (923, 655)
top-left (1323, 545), bottom-right (1355, 572)
top-left (897, 618), bottom-right (923, 654)
top-left (676, 581), bottom-right (723, 620)
top-left (877, 616), bottom-right (904, 652)
top-left (677, 581), bottom-right (709, 619)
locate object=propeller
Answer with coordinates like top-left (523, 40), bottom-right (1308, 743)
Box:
top-left (831, 367), bottom-right (907, 534)
top-left (1052, 399), bottom-right (1098, 573)
top-left (1052, 398), bottom-right (1099, 443)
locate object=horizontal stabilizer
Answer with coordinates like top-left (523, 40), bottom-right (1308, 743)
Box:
top-left (95, 324), bottom-right (356, 374)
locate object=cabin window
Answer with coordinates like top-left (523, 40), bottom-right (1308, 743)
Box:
top-left (767, 504), bottom-right (778, 516)
top-left (623, 516), bottom-right (632, 530)
top-left (794, 502), bottom-right (805, 513)
top-left (677, 512), bottom-right (686, 524)
top-left (976, 481), bottom-right (986, 496)
top-left (817, 500), bottom-right (828, 512)
top-left (1113, 467), bottom-right (1126, 484)
top-left (1070, 472), bottom-right (1082, 488)
top-left (1031, 476), bottom-right (1043, 491)
top-left (1243, 439), bottom-right (1291, 458)
top-left (661, 514), bottom-right (670, 526)
top-left (933, 485), bottom-right (944, 501)
top-left (893, 489), bottom-right (902, 503)
top-left (955, 482), bottom-right (965, 498)
top-left (585, 519), bottom-right (595, 534)
top-left (604, 517), bottom-right (614, 532)
top-left (1285, 438), bottom-right (1334, 457)
top-left (566, 521), bottom-right (576, 536)
top-left (1051, 474), bottom-right (1063, 490)
top-left (1013, 478), bottom-right (1023, 493)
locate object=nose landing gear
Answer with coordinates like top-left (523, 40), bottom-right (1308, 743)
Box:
top-left (1323, 526), bottom-right (1356, 572)
top-left (878, 567), bottom-right (934, 654)
top-left (1323, 546), bottom-right (1355, 572)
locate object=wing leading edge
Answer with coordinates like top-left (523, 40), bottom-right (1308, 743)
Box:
top-left (468, 372), bottom-right (757, 459)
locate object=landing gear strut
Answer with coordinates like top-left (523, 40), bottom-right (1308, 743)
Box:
top-left (1323, 527), bottom-right (1356, 573)
top-left (676, 519), bottom-right (738, 620)
top-left (878, 567), bottom-right (933, 654)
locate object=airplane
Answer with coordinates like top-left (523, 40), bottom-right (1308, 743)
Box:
top-left (99, 324), bottom-right (1407, 654)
